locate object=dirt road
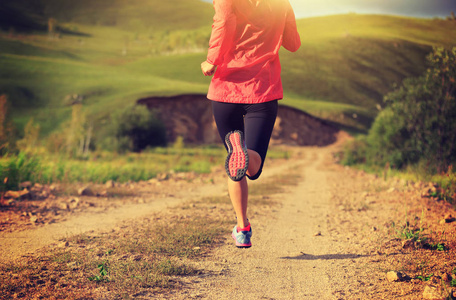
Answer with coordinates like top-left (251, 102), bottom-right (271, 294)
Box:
top-left (191, 147), bottom-right (338, 299)
top-left (166, 145), bottom-right (359, 299)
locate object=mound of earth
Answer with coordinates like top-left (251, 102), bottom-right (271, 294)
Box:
top-left (137, 94), bottom-right (339, 146)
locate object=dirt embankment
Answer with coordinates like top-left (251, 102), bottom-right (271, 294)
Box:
top-left (137, 94), bottom-right (339, 146)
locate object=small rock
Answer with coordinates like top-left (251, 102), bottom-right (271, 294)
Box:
top-left (105, 180), bottom-right (115, 188)
top-left (422, 285), bottom-right (446, 299)
top-left (78, 186), bottom-right (94, 196)
top-left (4, 189), bottom-right (29, 199)
top-left (58, 202), bottom-right (69, 210)
top-left (19, 181), bottom-right (32, 189)
top-left (49, 184), bottom-right (58, 192)
top-left (98, 190), bottom-right (108, 197)
top-left (371, 226), bottom-right (377, 231)
top-left (444, 214), bottom-right (455, 223)
top-left (29, 216), bottom-right (38, 223)
top-left (39, 190), bottom-right (49, 199)
top-left (440, 272), bottom-right (452, 282)
top-left (68, 198), bottom-right (80, 209)
top-left (387, 187), bottom-right (396, 193)
top-left (59, 241), bottom-right (69, 248)
top-left (66, 261), bottom-right (77, 269)
top-left (402, 239), bottom-right (415, 249)
top-left (313, 231), bottom-right (322, 236)
top-left (428, 182), bottom-right (438, 192)
top-left (156, 173), bottom-right (169, 181)
top-left (147, 178), bottom-right (159, 184)
top-left (386, 271), bottom-right (404, 282)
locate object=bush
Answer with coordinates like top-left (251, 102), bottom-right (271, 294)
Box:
top-left (100, 104), bottom-right (167, 153)
top-left (344, 47), bottom-right (456, 173)
top-left (0, 152), bottom-right (41, 191)
top-left (341, 136), bottom-right (368, 165)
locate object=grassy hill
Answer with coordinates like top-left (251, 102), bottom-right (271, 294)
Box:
top-left (0, 0), bottom-right (213, 32)
top-left (282, 14), bottom-right (456, 131)
top-left (1, 0), bottom-right (455, 139)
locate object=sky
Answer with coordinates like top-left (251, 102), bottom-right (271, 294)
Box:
top-left (201, 0), bottom-right (456, 19)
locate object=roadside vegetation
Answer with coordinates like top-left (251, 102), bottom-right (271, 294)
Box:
top-left (341, 47), bottom-right (456, 206)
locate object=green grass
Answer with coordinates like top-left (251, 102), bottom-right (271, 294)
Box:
top-left (0, 146), bottom-right (226, 191)
top-left (0, 143), bottom-right (291, 193)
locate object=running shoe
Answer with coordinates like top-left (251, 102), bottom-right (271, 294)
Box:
top-left (232, 225), bottom-right (252, 248)
top-left (225, 130), bottom-right (249, 181)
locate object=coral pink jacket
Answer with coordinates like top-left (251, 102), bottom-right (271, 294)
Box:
top-left (206, 0), bottom-right (301, 104)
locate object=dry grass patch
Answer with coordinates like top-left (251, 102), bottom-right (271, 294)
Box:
top-left (0, 205), bottom-right (230, 299)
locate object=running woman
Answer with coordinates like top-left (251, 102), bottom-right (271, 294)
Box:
top-left (201, 0), bottom-right (301, 248)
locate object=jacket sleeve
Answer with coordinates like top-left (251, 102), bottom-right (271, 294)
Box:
top-left (282, 1), bottom-right (301, 52)
top-left (206, 0), bottom-right (237, 65)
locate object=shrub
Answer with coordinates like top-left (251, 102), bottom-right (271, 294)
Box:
top-left (344, 47), bottom-right (456, 173)
top-left (100, 104), bottom-right (166, 153)
top-left (341, 136), bottom-right (368, 165)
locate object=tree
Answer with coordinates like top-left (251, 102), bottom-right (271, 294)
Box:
top-left (48, 18), bottom-right (57, 39)
top-left (0, 95), bottom-right (16, 155)
top-left (16, 118), bottom-right (40, 154)
top-left (66, 103), bottom-right (92, 158)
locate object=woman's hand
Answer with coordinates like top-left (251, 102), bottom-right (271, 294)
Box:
top-left (201, 61), bottom-right (217, 76)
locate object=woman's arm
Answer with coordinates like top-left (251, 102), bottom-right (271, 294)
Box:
top-left (206, 0), bottom-right (237, 66)
top-left (282, 1), bottom-right (301, 52)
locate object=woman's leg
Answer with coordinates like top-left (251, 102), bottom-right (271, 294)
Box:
top-left (244, 100), bottom-right (278, 180)
top-left (212, 101), bottom-right (250, 229)
top-left (227, 177), bottom-right (249, 228)
top-left (212, 100), bottom-right (277, 234)
top-left (228, 101), bottom-right (278, 229)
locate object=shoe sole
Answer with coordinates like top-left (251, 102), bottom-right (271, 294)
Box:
top-left (225, 131), bottom-right (249, 181)
top-left (232, 232), bottom-right (252, 248)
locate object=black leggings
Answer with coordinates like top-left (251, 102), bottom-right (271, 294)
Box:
top-left (212, 100), bottom-right (278, 180)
